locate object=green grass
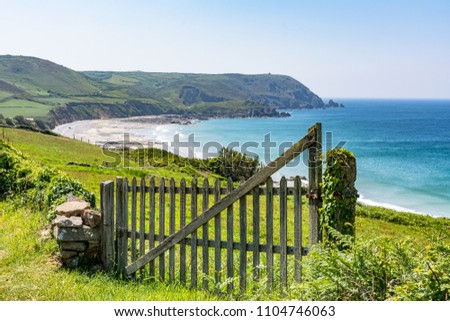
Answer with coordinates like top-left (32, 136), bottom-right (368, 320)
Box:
top-left (0, 99), bottom-right (54, 117)
top-left (0, 55), bottom-right (101, 96)
top-left (2, 128), bottom-right (450, 300)
top-left (0, 203), bottom-right (215, 300)
top-left (0, 90), bottom-right (12, 100)
top-left (2, 128), bottom-right (210, 201)
top-left (106, 74), bottom-right (140, 85)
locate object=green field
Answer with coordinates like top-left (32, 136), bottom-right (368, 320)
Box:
top-left (0, 98), bottom-right (54, 118)
top-left (1, 129), bottom-right (450, 300)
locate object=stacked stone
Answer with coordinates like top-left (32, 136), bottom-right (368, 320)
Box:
top-left (52, 198), bottom-right (102, 268)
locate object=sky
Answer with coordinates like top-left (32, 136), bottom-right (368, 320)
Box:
top-left (1, 0), bottom-right (449, 99)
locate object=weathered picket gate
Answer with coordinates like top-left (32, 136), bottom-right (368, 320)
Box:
top-left (100, 123), bottom-right (322, 294)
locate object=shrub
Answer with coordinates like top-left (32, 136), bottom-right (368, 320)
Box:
top-left (297, 237), bottom-right (450, 301)
top-left (0, 140), bottom-right (95, 214)
top-left (207, 147), bottom-right (260, 182)
top-left (5, 118), bottom-right (15, 127)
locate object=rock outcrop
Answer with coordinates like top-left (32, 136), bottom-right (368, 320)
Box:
top-left (325, 99), bottom-right (344, 108)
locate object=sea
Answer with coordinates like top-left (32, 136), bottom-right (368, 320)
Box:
top-left (56, 99), bottom-right (450, 217)
top-left (126, 99), bottom-right (450, 217)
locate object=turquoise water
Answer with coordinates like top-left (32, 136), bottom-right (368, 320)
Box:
top-left (131, 99), bottom-right (450, 217)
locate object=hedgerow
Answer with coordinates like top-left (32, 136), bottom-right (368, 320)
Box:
top-left (0, 141), bottom-right (95, 216)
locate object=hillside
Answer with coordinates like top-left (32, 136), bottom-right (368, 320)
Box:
top-left (0, 55), bottom-right (339, 128)
top-left (84, 71), bottom-right (327, 110)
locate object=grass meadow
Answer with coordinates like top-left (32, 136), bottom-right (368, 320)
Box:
top-left (1, 128), bottom-right (449, 300)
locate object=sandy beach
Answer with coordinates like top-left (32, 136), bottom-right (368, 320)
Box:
top-left (53, 115), bottom-right (196, 149)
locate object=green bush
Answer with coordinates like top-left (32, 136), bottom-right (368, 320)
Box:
top-left (207, 147), bottom-right (260, 182)
top-left (298, 237), bottom-right (450, 301)
top-left (0, 140), bottom-right (95, 214)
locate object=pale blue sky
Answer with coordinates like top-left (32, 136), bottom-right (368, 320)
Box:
top-left (1, 0), bottom-right (449, 98)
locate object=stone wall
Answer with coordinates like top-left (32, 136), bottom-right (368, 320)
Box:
top-left (52, 198), bottom-right (102, 268)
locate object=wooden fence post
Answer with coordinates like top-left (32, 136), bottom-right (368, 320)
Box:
top-left (308, 123), bottom-right (322, 246)
top-left (101, 180), bottom-right (114, 272)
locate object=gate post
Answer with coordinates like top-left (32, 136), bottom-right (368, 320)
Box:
top-left (308, 123), bottom-right (322, 246)
top-left (101, 180), bottom-right (115, 272)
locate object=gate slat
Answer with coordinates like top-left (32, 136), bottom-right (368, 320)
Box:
top-left (214, 178), bottom-right (221, 287)
top-left (280, 176), bottom-right (288, 290)
top-left (131, 177), bottom-right (137, 280)
top-left (294, 176), bottom-right (302, 282)
top-left (139, 177), bottom-right (146, 281)
top-left (179, 178), bottom-right (187, 284)
top-left (159, 178), bottom-right (165, 281)
top-left (252, 187), bottom-right (260, 285)
top-left (226, 178), bottom-right (234, 294)
top-left (191, 178), bottom-right (198, 288)
top-left (169, 178), bottom-right (176, 283)
top-left (120, 178), bottom-right (129, 277)
top-left (116, 177), bottom-right (124, 275)
top-left (149, 177), bottom-right (156, 279)
top-left (239, 194), bottom-right (247, 294)
top-left (202, 178), bottom-right (209, 290)
top-left (266, 177), bottom-right (274, 291)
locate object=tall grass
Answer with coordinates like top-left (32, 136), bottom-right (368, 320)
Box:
top-left (0, 202), bottom-right (216, 301)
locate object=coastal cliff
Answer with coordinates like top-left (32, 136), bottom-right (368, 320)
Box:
top-left (0, 55), bottom-right (342, 129)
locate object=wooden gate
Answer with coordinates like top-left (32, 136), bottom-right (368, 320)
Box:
top-left (100, 123), bottom-right (322, 294)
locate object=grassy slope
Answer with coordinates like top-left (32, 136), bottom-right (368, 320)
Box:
top-left (0, 203), bottom-right (215, 300)
top-left (0, 56), bottom-right (100, 95)
top-left (87, 71), bottom-right (323, 110)
top-left (0, 129), bottom-right (219, 300)
top-left (0, 55), bottom-right (106, 120)
top-left (0, 99), bottom-right (54, 117)
top-left (1, 129), bottom-right (449, 300)
top-left (0, 128), bottom-right (211, 200)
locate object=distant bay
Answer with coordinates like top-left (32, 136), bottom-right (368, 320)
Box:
top-left (55, 99), bottom-right (450, 217)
